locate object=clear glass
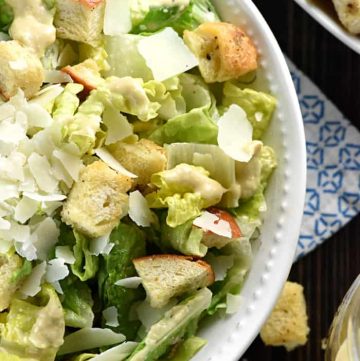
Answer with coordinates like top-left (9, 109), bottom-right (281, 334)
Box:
top-left (326, 275), bottom-right (360, 361)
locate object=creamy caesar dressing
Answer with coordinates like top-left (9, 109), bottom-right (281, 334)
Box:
top-left (5, 0), bottom-right (56, 56)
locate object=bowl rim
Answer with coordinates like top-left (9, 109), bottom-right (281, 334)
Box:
top-left (293, 0), bottom-right (360, 54)
top-left (193, 1), bottom-right (307, 360)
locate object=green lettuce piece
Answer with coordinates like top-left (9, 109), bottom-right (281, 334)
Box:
top-left (98, 223), bottom-right (146, 340)
top-left (144, 77), bottom-right (186, 120)
top-left (222, 82), bottom-right (277, 139)
top-left (0, 350), bottom-right (37, 361)
top-left (53, 83), bottom-right (84, 120)
top-left (131, 0), bottom-right (219, 34)
top-left (128, 288), bottom-right (212, 361)
top-left (0, 284), bottom-right (65, 361)
top-left (79, 43), bottom-right (110, 73)
top-left (146, 164), bottom-right (225, 227)
top-left (0, 0), bottom-right (13, 33)
top-left (72, 231), bottom-right (99, 282)
top-left (158, 212), bottom-right (206, 257)
top-left (149, 108), bottom-right (218, 145)
top-left (69, 355), bottom-right (95, 361)
top-left (60, 274), bottom-right (94, 328)
top-left (259, 145), bottom-right (277, 184)
top-left (41, 39), bottom-right (78, 70)
top-left (208, 238), bottom-right (252, 315)
top-left (160, 336), bottom-right (206, 361)
top-left (104, 34), bottom-right (153, 81)
top-left (0, 250), bottom-right (28, 312)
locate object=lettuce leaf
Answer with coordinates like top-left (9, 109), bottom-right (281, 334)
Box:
top-left (146, 164), bottom-right (225, 227)
top-left (98, 223), bottom-right (146, 340)
top-left (60, 274), bottom-right (94, 329)
top-left (0, 0), bottom-right (13, 33)
top-left (222, 82), bottom-right (277, 139)
top-left (127, 288), bottom-right (212, 361)
top-left (53, 83), bottom-right (84, 120)
top-left (131, 0), bottom-right (219, 34)
top-left (0, 284), bottom-right (65, 361)
top-left (159, 337), bottom-right (206, 361)
top-left (158, 212), bottom-right (206, 257)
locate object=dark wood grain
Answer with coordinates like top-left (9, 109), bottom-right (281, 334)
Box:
top-left (241, 1), bottom-right (360, 360)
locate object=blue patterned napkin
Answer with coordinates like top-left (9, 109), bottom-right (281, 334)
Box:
top-left (286, 60), bottom-right (360, 259)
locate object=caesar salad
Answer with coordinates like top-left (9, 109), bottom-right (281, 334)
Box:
top-left (0, 0), bottom-right (277, 360)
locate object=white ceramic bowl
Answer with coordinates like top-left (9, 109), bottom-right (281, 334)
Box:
top-left (294, 0), bottom-right (360, 54)
top-left (193, 1), bottom-right (307, 360)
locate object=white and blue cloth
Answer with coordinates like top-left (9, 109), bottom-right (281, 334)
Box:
top-left (287, 60), bottom-right (360, 259)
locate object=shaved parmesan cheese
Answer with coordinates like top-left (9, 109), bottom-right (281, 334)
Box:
top-left (53, 148), bottom-right (83, 181)
top-left (104, 0), bottom-right (132, 36)
top-left (103, 107), bottom-right (133, 145)
top-left (226, 293), bottom-right (243, 314)
top-left (136, 299), bottom-right (177, 331)
top-left (14, 196), bottom-right (38, 223)
top-left (15, 240), bottom-right (37, 261)
top-left (92, 342), bottom-right (138, 361)
top-left (30, 84), bottom-right (64, 109)
top-left (0, 217), bottom-right (10, 230)
top-left (58, 328), bottom-right (126, 356)
top-left (129, 191), bottom-right (153, 227)
top-left (95, 148), bottom-right (137, 178)
top-left (24, 103), bottom-right (53, 129)
top-left (103, 242), bottom-right (115, 255)
top-left (56, 246), bottom-right (75, 264)
top-left (52, 281), bottom-right (63, 294)
top-left (193, 211), bottom-right (232, 238)
top-left (19, 261), bottom-right (46, 297)
top-left (138, 27), bottom-right (198, 81)
top-left (217, 104), bottom-right (262, 163)
top-left (51, 157), bottom-right (74, 188)
top-left (44, 70), bottom-right (73, 84)
top-left (32, 217), bottom-right (60, 261)
top-left (23, 192), bottom-right (67, 202)
top-left (46, 258), bottom-right (69, 283)
top-left (103, 306), bottom-right (119, 327)
top-left (115, 277), bottom-right (142, 289)
top-left (0, 120), bottom-right (26, 145)
top-left (205, 254), bottom-right (234, 281)
top-left (28, 153), bottom-right (58, 193)
top-left (0, 182), bottom-right (19, 201)
top-left (90, 232), bottom-right (111, 256)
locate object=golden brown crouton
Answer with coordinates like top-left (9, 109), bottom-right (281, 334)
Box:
top-left (54, 0), bottom-right (105, 46)
top-left (260, 282), bottom-right (310, 351)
top-left (0, 41), bottom-right (44, 99)
top-left (183, 22), bottom-right (258, 83)
top-left (133, 255), bottom-right (214, 308)
top-left (332, 0), bottom-right (360, 34)
top-left (108, 139), bottom-right (167, 186)
top-left (61, 161), bottom-right (132, 238)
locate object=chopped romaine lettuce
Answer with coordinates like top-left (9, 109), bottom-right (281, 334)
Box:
top-left (131, 0), bottom-right (219, 34)
top-left (60, 274), bottom-right (94, 328)
top-left (41, 39), bottom-right (78, 71)
top-left (146, 164), bottom-right (226, 227)
top-left (0, 0), bottom-right (13, 33)
top-left (127, 288), bottom-right (212, 361)
top-left (158, 212), bottom-right (207, 257)
top-left (79, 44), bottom-right (110, 73)
top-left (222, 82), bottom-right (277, 139)
top-left (53, 83), bottom-right (83, 120)
top-left (159, 336), bottom-right (206, 361)
top-left (98, 223), bottom-right (146, 340)
top-left (0, 284), bottom-right (65, 361)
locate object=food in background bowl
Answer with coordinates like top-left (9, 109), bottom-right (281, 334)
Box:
top-left (0, 0), bottom-right (305, 360)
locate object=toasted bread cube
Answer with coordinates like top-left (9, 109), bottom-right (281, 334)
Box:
top-left (260, 282), bottom-right (310, 351)
top-left (108, 139), bottom-right (167, 186)
top-left (332, 0), bottom-right (360, 34)
top-left (133, 255), bottom-right (214, 308)
top-left (184, 22), bottom-right (258, 83)
top-left (54, 0), bottom-right (105, 46)
top-left (61, 161), bottom-right (132, 238)
top-left (0, 41), bottom-right (44, 99)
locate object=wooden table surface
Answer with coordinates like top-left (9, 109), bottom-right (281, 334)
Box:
top-left (241, 1), bottom-right (360, 360)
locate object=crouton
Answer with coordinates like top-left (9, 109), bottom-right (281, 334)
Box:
top-left (133, 255), bottom-right (214, 308)
top-left (61, 161), bottom-right (132, 238)
top-left (108, 139), bottom-right (167, 186)
top-left (260, 282), bottom-right (310, 351)
top-left (0, 251), bottom-right (24, 311)
top-left (183, 22), bottom-right (258, 83)
top-left (332, 0), bottom-right (360, 34)
top-left (62, 59), bottom-right (104, 92)
top-left (54, 0), bottom-right (105, 46)
top-left (0, 41), bottom-right (44, 99)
